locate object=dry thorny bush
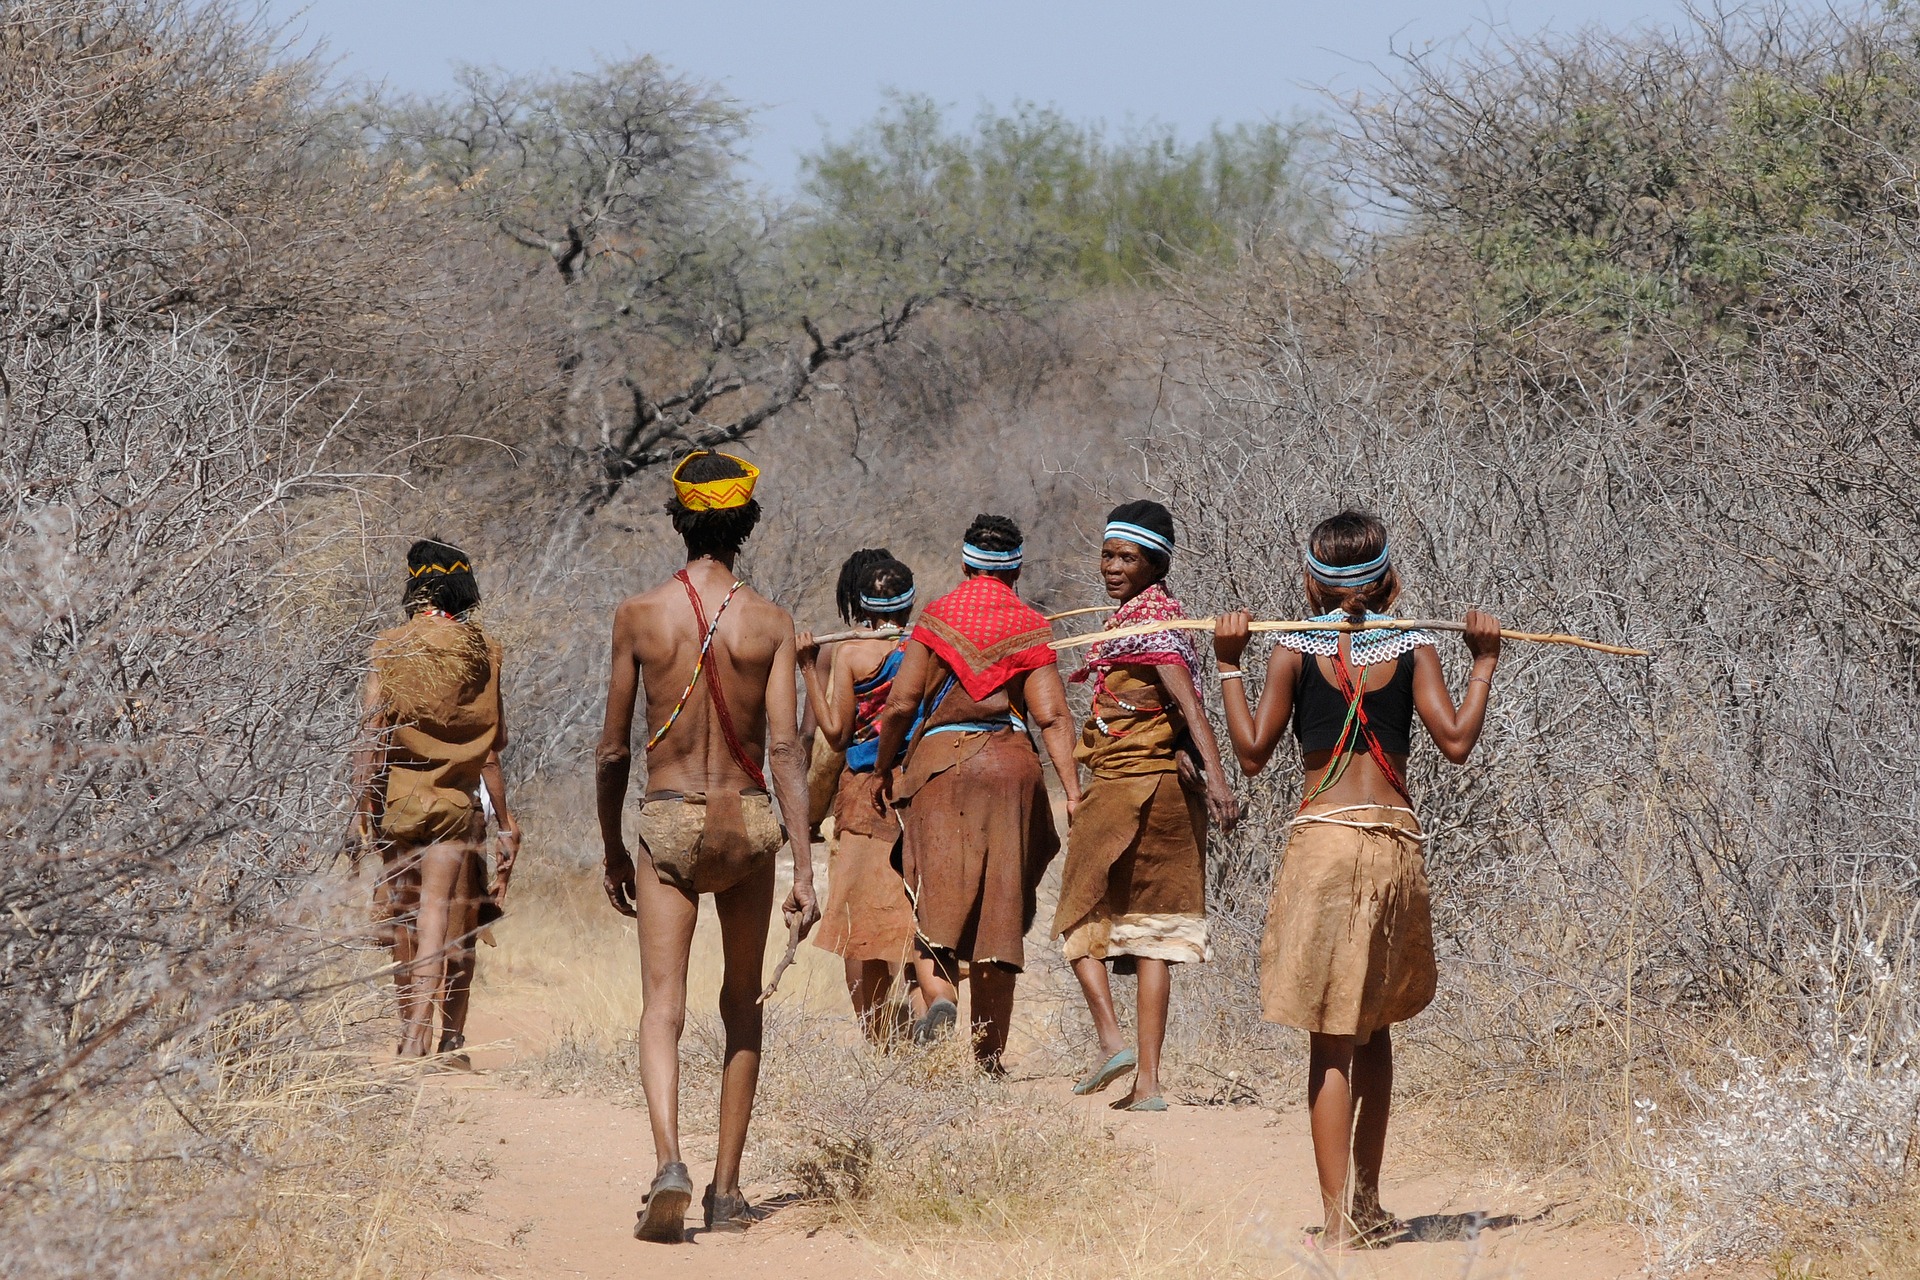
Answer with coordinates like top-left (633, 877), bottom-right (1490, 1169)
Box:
top-left (1133, 191), bottom-right (1920, 1265)
top-left (540, 1000), bottom-right (1188, 1264)
top-left (0, 3), bottom-right (436, 1274)
top-left (20, 0), bottom-right (1920, 1274)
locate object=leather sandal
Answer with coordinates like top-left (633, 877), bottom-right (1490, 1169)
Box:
top-left (911, 998), bottom-right (958, 1044)
top-left (1351, 1208), bottom-right (1407, 1248)
top-left (435, 1031), bottom-right (472, 1072)
top-left (1108, 1094), bottom-right (1168, 1112)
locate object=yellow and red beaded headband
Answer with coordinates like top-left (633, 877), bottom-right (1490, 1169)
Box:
top-left (409, 559), bottom-right (470, 577)
top-left (671, 451), bottom-right (760, 511)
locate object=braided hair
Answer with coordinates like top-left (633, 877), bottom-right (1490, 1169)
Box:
top-left (961, 512), bottom-right (1023, 579)
top-left (854, 556), bottom-right (915, 625)
top-left (835, 548), bottom-right (893, 623)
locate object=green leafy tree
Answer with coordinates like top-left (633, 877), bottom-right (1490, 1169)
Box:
top-left (803, 95), bottom-right (1330, 290)
top-left (1350, 8), bottom-right (1920, 336)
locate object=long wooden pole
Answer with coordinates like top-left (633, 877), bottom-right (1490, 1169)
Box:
top-left (805, 625), bottom-right (905, 646)
top-left (1048, 616), bottom-right (1650, 658)
top-left (811, 607), bottom-right (1110, 643)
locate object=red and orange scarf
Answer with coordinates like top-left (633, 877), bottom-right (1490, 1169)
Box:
top-left (1071, 582), bottom-right (1202, 696)
top-left (912, 575), bottom-right (1056, 701)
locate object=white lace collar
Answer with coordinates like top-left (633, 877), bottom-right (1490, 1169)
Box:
top-left (1269, 611), bottom-right (1435, 666)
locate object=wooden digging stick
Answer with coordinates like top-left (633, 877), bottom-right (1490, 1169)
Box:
top-left (758, 912), bottom-right (806, 1005)
top-left (1049, 617), bottom-right (1650, 658)
top-left (1046, 605), bottom-right (1117, 622)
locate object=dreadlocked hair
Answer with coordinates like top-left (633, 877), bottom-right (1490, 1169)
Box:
top-left (666, 451), bottom-right (762, 559)
top-left (854, 556), bottom-right (915, 625)
top-left (836, 548), bottom-right (895, 623)
top-left (1104, 499), bottom-right (1174, 579)
top-left (1307, 510), bottom-right (1401, 622)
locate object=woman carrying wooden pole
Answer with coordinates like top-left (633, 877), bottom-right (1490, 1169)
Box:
top-left (1210, 510), bottom-right (1500, 1251)
top-left (796, 550), bottom-right (923, 1039)
top-left (1053, 501), bottom-right (1239, 1111)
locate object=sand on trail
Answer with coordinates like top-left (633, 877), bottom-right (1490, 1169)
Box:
top-left (416, 837), bottom-right (1652, 1280)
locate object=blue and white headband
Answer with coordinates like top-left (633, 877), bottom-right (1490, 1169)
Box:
top-left (859, 586), bottom-right (916, 612)
top-left (962, 541), bottom-right (1024, 572)
top-left (1304, 543), bottom-right (1391, 588)
top-left (1103, 520), bottom-right (1174, 559)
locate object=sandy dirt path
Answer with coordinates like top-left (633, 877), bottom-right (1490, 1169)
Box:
top-left (411, 813), bottom-right (1658, 1280)
top-left (420, 1007), bottom-right (1650, 1280)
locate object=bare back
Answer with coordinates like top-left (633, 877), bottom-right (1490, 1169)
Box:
top-left (601, 562), bottom-right (799, 797)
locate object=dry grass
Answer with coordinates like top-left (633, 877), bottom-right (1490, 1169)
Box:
top-left (0, 988), bottom-right (442, 1279)
top-left (480, 796), bottom-right (1295, 1277)
top-left (475, 776), bottom-right (849, 1101)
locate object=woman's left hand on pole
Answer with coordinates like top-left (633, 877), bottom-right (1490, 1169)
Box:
top-left (1212, 611), bottom-right (1253, 667)
top-left (1463, 609), bottom-right (1502, 664)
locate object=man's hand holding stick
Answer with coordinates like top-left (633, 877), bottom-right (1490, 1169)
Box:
top-left (759, 909), bottom-right (808, 1005)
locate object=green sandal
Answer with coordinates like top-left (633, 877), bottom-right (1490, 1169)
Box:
top-left (1071, 1047), bottom-right (1138, 1096)
top-left (1110, 1094), bottom-right (1168, 1112)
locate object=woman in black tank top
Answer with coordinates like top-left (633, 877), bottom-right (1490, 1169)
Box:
top-left (1209, 511), bottom-right (1503, 1251)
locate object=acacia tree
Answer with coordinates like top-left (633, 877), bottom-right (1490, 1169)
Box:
top-left (378, 62), bottom-right (1064, 508)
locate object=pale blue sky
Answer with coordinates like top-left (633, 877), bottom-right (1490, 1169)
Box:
top-left (270, 0), bottom-right (1693, 187)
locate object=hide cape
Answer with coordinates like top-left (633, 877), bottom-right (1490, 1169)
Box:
top-left (911, 574), bottom-right (1056, 700)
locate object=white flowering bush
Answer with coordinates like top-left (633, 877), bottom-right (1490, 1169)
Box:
top-left (1632, 926), bottom-right (1920, 1270)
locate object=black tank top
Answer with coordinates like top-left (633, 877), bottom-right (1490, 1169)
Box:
top-left (1293, 650), bottom-right (1416, 756)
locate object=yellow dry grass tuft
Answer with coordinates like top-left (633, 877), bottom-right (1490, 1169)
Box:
top-left (0, 987), bottom-right (441, 1280)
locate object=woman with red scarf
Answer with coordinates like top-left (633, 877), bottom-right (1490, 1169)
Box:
top-left (871, 514), bottom-right (1082, 1071)
top-left (1053, 501), bottom-right (1239, 1112)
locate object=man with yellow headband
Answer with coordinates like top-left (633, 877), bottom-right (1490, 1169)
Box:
top-left (594, 450), bottom-right (819, 1244)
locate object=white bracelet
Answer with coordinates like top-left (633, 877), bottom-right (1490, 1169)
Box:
top-left (1219, 670), bottom-right (1244, 683)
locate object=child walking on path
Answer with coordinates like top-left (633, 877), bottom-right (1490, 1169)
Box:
top-left (797, 550), bottom-right (923, 1038)
top-left (1211, 510), bottom-right (1501, 1250)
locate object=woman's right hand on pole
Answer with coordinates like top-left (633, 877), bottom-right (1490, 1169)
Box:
top-left (796, 631), bottom-right (820, 669)
top-left (1213, 611), bottom-right (1252, 667)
